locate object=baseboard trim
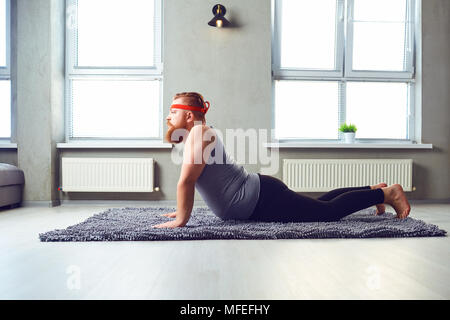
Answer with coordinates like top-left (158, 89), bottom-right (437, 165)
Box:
top-left (21, 200), bottom-right (61, 208)
top-left (409, 199), bottom-right (450, 204)
top-left (20, 199), bottom-right (449, 208)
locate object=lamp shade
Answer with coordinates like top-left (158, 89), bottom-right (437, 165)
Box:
top-left (208, 4), bottom-right (230, 27)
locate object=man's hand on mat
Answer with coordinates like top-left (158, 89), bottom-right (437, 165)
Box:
top-left (161, 212), bottom-right (177, 218)
top-left (152, 219), bottom-right (186, 229)
top-left (153, 212), bottom-right (187, 228)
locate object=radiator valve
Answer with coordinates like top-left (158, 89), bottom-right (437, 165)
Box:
top-left (154, 187), bottom-right (160, 192)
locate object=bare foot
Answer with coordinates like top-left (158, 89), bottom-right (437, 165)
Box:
top-left (371, 183), bottom-right (388, 190)
top-left (375, 204), bottom-right (386, 215)
top-left (383, 184), bottom-right (411, 219)
top-left (371, 183), bottom-right (387, 215)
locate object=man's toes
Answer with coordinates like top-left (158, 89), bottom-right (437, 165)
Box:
top-left (376, 204), bottom-right (385, 215)
top-left (396, 209), bottom-right (410, 219)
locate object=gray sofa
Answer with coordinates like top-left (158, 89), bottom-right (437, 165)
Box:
top-left (0, 164), bottom-right (25, 208)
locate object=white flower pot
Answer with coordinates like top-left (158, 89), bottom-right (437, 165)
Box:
top-left (343, 132), bottom-right (356, 143)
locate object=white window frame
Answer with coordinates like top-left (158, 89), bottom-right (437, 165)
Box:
top-left (345, 0), bottom-right (415, 79)
top-left (272, 0), bottom-right (419, 144)
top-left (0, 0), bottom-right (9, 76)
top-left (64, 0), bottom-right (163, 142)
top-left (272, 0), bottom-right (345, 79)
top-left (0, 0), bottom-right (11, 141)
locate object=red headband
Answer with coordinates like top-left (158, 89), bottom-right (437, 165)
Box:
top-left (171, 101), bottom-right (210, 114)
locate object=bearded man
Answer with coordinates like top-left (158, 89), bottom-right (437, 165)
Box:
top-left (152, 92), bottom-right (410, 228)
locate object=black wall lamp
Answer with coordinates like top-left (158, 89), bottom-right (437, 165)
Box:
top-left (208, 4), bottom-right (230, 28)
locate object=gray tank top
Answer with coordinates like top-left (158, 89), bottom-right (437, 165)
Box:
top-left (194, 126), bottom-right (260, 220)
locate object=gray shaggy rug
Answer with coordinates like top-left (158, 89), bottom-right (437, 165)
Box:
top-left (39, 207), bottom-right (447, 242)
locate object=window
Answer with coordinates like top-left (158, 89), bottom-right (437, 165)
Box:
top-left (273, 0), bottom-right (417, 142)
top-left (0, 0), bottom-right (10, 139)
top-left (65, 0), bottom-right (163, 140)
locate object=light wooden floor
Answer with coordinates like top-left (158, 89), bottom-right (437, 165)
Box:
top-left (0, 202), bottom-right (449, 300)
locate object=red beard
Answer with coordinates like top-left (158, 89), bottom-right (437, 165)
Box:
top-left (165, 122), bottom-right (187, 144)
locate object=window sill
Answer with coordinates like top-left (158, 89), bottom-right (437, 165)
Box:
top-left (57, 141), bottom-right (173, 149)
top-left (0, 142), bottom-right (17, 149)
top-left (263, 142), bottom-right (433, 149)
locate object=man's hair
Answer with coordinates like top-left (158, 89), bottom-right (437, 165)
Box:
top-left (173, 92), bottom-right (206, 122)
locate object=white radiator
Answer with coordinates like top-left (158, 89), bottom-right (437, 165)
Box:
top-left (61, 158), bottom-right (158, 192)
top-left (283, 159), bottom-right (413, 192)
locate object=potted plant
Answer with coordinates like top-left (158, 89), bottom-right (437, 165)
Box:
top-left (339, 123), bottom-right (357, 143)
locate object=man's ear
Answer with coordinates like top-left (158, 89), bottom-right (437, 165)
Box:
top-left (185, 111), bottom-right (195, 122)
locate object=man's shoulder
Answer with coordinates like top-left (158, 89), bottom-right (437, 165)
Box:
top-left (188, 124), bottom-right (216, 138)
top-left (192, 124), bottom-right (213, 132)
top-left (185, 125), bottom-right (217, 147)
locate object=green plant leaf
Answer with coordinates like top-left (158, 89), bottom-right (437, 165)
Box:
top-left (339, 122), bottom-right (357, 132)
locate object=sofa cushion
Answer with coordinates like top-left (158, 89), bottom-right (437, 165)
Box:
top-left (0, 164), bottom-right (25, 187)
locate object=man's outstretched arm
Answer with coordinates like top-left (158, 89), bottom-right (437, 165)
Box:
top-left (175, 175), bottom-right (196, 225)
top-left (152, 178), bottom-right (196, 228)
top-left (152, 125), bottom-right (210, 228)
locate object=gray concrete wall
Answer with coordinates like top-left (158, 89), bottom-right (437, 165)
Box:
top-left (14, 0), bottom-right (65, 205)
top-left (1, 0), bottom-right (449, 202)
top-left (420, 0), bottom-right (450, 199)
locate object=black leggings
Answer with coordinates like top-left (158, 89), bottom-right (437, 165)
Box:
top-left (248, 174), bottom-right (385, 223)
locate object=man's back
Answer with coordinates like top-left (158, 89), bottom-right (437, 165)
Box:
top-left (194, 126), bottom-right (260, 220)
